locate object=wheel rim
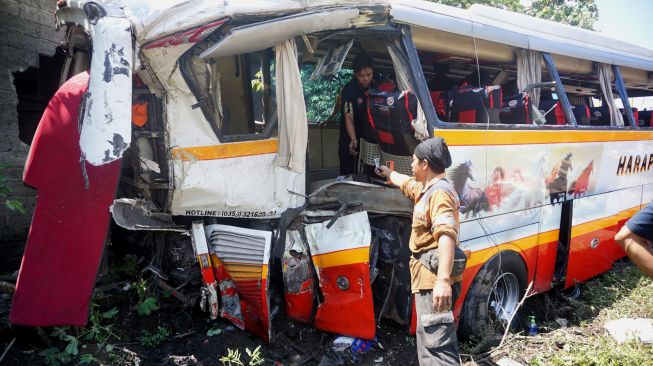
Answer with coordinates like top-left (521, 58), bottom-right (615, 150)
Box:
top-left (487, 272), bottom-right (520, 323)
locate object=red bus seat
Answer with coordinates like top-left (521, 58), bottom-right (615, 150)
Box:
top-left (366, 88), bottom-right (419, 156)
top-left (500, 92), bottom-right (531, 124)
top-left (638, 110), bottom-right (653, 127)
top-left (540, 100), bottom-right (590, 125)
top-left (449, 84), bottom-right (502, 124)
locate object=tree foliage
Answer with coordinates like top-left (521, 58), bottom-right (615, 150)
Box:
top-left (526, 0), bottom-right (598, 31)
top-left (428, 0), bottom-right (599, 30)
top-left (301, 65), bottom-right (352, 123)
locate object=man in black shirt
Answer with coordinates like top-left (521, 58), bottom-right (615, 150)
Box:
top-left (339, 54), bottom-right (374, 175)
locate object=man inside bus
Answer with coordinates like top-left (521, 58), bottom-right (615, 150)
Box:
top-left (338, 54), bottom-right (375, 175)
top-left (615, 202), bottom-right (653, 279)
top-left (375, 137), bottom-right (461, 365)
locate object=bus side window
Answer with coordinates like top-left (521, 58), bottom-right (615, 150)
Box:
top-left (182, 45), bottom-right (277, 140)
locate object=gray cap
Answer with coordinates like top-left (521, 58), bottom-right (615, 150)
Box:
top-left (413, 137), bottom-right (452, 172)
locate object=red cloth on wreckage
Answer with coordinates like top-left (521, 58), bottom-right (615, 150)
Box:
top-left (10, 72), bottom-right (121, 326)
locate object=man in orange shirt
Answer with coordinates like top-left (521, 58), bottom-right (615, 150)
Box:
top-left (376, 137), bottom-right (461, 365)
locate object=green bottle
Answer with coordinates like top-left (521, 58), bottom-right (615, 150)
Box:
top-left (528, 315), bottom-right (538, 336)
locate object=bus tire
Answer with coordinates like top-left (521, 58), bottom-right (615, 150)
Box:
top-left (459, 250), bottom-right (527, 340)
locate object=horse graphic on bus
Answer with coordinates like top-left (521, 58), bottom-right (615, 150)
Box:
top-left (450, 152), bottom-right (594, 216)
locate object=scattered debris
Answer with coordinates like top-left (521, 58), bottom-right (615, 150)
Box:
top-left (496, 357), bottom-right (525, 366)
top-left (555, 317), bottom-right (568, 327)
top-left (327, 335), bottom-right (378, 364)
top-left (165, 355), bottom-right (198, 365)
top-left (0, 338), bottom-right (16, 363)
top-left (207, 327), bottom-right (222, 337)
top-left (604, 318), bottom-right (653, 344)
top-left (0, 281), bottom-right (15, 294)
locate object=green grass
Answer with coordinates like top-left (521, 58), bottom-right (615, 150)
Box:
top-left (462, 263), bottom-right (653, 366)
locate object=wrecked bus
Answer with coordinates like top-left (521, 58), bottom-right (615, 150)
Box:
top-left (10, 0), bottom-right (653, 343)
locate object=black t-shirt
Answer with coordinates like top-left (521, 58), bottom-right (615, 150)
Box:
top-left (339, 78), bottom-right (373, 142)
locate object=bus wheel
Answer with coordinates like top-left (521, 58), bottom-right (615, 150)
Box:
top-left (459, 251), bottom-right (527, 339)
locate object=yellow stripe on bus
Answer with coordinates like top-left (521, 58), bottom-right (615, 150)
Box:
top-left (466, 204), bottom-right (641, 268)
top-left (537, 229), bottom-right (559, 245)
top-left (435, 129), bottom-right (653, 146)
top-left (466, 234), bottom-right (540, 268)
top-left (618, 206), bottom-right (642, 222)
top-left (312, 247), bottom-right (370, 269)
top-left (171, 139), bottom-right (279, 161)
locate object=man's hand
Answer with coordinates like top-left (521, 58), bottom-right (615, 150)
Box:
top-left (375, 165), bottom-right (391, 178)
top-left (349, 139), bottom-right (358, 155)
top-left (432, 278), bottom-right (452, 312)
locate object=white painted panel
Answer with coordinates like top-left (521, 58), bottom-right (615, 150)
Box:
top-left (170, 153), bottom-right (305, 217)
top-left (166, 91), bottom-right (221, 148)
top-left (643, 183), bottom-right (653, 204)
top-left (459, 209), bottom-right (539, 243)
top-left (572, 193), bottom-right (616, 227)
top-left (80, 17), bottom-right (133, 165)
top-left (539, 203), bottom-right (562, 233)
top-left (460, 222), bottom-right (539, 253)
top-left (204, 224), bottom-right (272, 265)
top-left (200, 8), bottom-right (360, 60)
top-left (304, 211), bottom-right (371, 255)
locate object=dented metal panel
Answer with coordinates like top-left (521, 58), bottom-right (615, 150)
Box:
top-left (204, 224), bottom-right (273, 341)
top-left (80, 16), bottom-right (133, 166)
top-left (309, 181), bottom-right (413, 217)
top-left (200, 8), bottom-right (360, 60)
top-left (190, 222), bottom-right (219, 320)
top-left (111, 198), bottom-right (186, 232)
top-left (303, 211), bottom-right (376, 340)
top-left (282, 230), bottom-right (314, 323)
top-left (169, 153), bottom-right (305, 218)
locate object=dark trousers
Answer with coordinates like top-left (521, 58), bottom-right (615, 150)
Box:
top-left (415, 283), bottom-right (461, 365)
top-left (338, 139), bottom-right (356, 176)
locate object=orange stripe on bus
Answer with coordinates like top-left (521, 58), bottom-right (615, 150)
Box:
top-left (312, 247), bottom-right (370, 268)
top-left (466, 234), bottom-right (540, 267)
top-left (171, 139), bottom-right (279, 161)
top-left (209, 254), bottom-right (267, 279)
top-left (435, 129), bottom-right (653, 146)
top-left (538, 229), bottom-right (559, 244)
top-left (466, 204), bottom-right (641, 268)
top-left (571, 216), bottom-right (618, 238)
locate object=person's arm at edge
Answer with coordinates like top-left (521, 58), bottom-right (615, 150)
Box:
top-left (345, 112), bottom-right (358, 155)
top-left (432, 234), bottom-right (455, 312)
top-left (615, 226), bottom-right (653, 279)
top-left (376, 165), bottom-right (410, 187)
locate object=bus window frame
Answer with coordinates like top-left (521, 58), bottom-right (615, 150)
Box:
top-left (542, 52), bottom-right (577, 127)
top-left (612, 65), bottom-right (638, 128)
top-left (179, 42), bottom-right (279, 143)
top-left (417, 45), bottom-right (580, 129)
top-left (400, 24), bottom-right (437, 137)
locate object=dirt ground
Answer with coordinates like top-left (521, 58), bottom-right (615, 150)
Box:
top-left (1, 258), bottom-right (650, 366)
top-left (1, 300), bottom-right (420, 366)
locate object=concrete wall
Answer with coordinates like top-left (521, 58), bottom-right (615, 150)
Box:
top-left (0, 0), bottom-right (64, 271)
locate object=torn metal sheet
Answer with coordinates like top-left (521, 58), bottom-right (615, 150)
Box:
top-left (282, 230), bottom-right (314, 323)
top-left (212, 256), bottom-right (245, 329)
top-left (303, 211), bottom-right (376, 340)
top-left (80, 16), bottom-right (133, 166)
top-left (205, 224), bottom-right (273, 341)
top-left (200, 8), bottom-right (360, 59)
top-left (191, 222), bottom-right (219, 320)
top-left (309, 181), bottom-right (413, 217)
top-left (111, 199), bottom-right (186, 232)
